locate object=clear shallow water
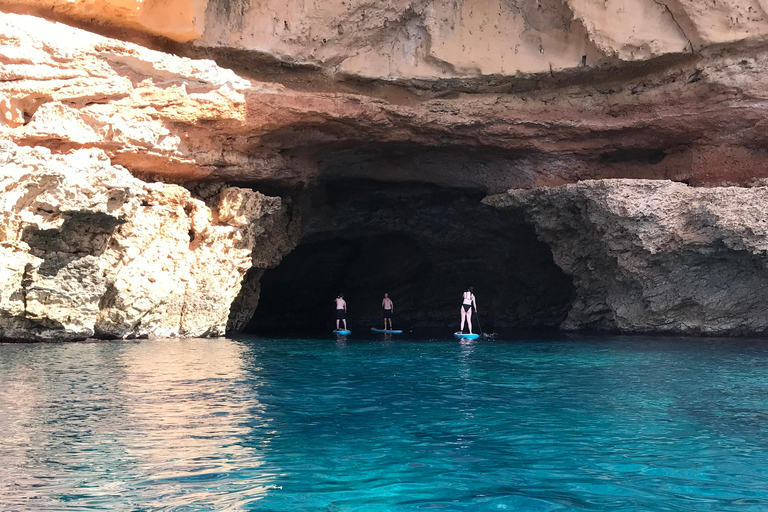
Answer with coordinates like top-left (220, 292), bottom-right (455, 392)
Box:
top-left (2, 336), bottom-right (768, 511)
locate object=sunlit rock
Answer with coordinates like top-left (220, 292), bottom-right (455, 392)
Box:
top-left (3, 5), bottom-right (768, 338)
top-left (9, 0), bottom-right (768, 80)
top-left (0, 141), bottom-right (294, 341)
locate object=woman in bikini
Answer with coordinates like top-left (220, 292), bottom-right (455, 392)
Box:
top-left (460, 287), bottom-right (477, 334)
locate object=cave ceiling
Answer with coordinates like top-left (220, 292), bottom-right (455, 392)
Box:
top-left (3, 9), bottom-right (768, 193)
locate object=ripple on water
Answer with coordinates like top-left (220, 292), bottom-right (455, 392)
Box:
top-left (2, 336), bottom-right (768, 511)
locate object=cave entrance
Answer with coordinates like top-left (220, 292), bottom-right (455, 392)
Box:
top-left (243, 180), bottom-right (573, 335)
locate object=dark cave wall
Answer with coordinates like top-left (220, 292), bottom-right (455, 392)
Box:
top-left (245, 180), bottom-right (573, 333)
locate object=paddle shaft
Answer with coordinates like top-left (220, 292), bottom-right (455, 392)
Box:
top-left (474, 307), bottom-right (483, 334)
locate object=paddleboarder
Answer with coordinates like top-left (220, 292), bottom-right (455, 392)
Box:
top-left (459, 287), bottom-right (477, 334)
top-left (382, 293), bottom-right (394, 330)
top-left (335, 294), bottom-right (348, 331)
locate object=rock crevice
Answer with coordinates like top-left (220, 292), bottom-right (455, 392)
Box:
top-left (0, 141), bottom-right (296, 341)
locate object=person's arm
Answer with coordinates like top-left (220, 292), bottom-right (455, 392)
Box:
top-left (473, 295), bottom-right (477, 312)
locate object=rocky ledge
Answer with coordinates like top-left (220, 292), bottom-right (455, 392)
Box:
top-left (4, 7), bottom-right (768, 340)
top-left (0, 141), bottom-right (295, 341)
top-left (487, 180), bottom-right (768, 336)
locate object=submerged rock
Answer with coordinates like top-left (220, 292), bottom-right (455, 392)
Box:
top-left (0, 141), bottom-right (294, 341)
top-left (487, 180), bottom-right (768, 335)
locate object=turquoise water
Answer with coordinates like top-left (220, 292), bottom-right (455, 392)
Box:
top-left (2, 335), bottom-right (768, 511)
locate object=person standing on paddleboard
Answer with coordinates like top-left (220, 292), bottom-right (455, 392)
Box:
top-left (335, 294), bottom-right (348, 331)
top-left (382, 293), bottom-right (394, 330)
top-left (460, 287), bottom-right (477, 334)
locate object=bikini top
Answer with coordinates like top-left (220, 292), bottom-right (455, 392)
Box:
top-left (463, 292), bottom-right (474, 305)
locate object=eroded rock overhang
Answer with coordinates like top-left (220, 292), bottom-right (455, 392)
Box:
top-left (6, 0), bottom-right (768, 82)
top-left (6, 11), bottom-right (768, 190)
top-left (4, 10), bottom-right (768, 339)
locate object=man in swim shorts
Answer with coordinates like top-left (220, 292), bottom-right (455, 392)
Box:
top-left (335, 294), bottom-right (347, 330)
top-left (460, 287), bottom-right (477, 334)
top-left (382, 293), bottom-right (394, 330)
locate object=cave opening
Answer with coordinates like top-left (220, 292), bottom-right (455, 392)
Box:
top-left (242, 179), bottom-right (574, 336)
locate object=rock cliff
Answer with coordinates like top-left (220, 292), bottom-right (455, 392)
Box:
top-left (3, 5), bottom-right (768, 339)
top-left (6, 0), bottom-right (768, 80)
top-left (487, 180), bottom-right (768, 335)
top-left (6, 11), bottom-right (768, 190)
top-left (0, 141), bottom-right (294, 341)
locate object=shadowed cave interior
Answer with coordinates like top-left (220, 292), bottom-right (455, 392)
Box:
top-left (242, 179), bottom-right (574, 335)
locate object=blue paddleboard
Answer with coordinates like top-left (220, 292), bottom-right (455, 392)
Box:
top-left (454, 332), bottom-right (480, 340)
top-left (371, 328), bottom-right (403, 334)
top-left (333, 330), bottom-right (351, 335)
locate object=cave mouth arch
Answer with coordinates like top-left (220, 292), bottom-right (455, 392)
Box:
top-left (243, 179), bottom-right (574, 336)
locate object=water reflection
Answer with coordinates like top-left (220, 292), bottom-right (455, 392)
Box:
top-left (0, 338), bottom-right (274, 511)
top-left (4, 336), bottom-right (768, 511)
top-left (117, 339), bottom-right (274, 510)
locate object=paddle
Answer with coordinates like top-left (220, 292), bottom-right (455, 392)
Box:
top-left (473, 307), bottom-right (483, 333)
top-left (474, 308), bottom-right (489, 338)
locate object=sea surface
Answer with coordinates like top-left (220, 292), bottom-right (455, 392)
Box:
top-left (2, 335), bottom-right (768, 511)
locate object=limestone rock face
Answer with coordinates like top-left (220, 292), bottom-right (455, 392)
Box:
top-left (6, 12), bottom-right (768, 191)
top-left (200, 0), bottom-right (768, 79)
top-left (202, 0), bottom-right (601, 79)
top-left (0, 12), bottom-right (258, 181)
top-left (4, 9), bottom-right (768, 338)
top-left (0, 141), bottom-right (294, 341)
top-left (7, 0), bottom-right (768, 80)
top-left (0, 0), bottom-right (207, 42)
top-left (488, 180), bottom-right (768, 335)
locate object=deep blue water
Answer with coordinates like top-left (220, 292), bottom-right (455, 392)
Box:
top-left (2, 335), bottom-right (768, 511)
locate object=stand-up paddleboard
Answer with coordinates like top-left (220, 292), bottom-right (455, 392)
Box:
top-left (371, 328), bottom-right (403, 334)
top-left (333, 330), bottom-right (351, 336)
top-left (454, 332), bottom-right (480, 340)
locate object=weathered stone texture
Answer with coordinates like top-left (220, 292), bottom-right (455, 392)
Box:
top-left (0, 0), bottom-right (207, 42)
top-left (5, 12), bottom-right (768, 191)
top-left (3, 8), bottom-right (768, 337)
top-left (488, 180), bottom-right (768, 335)
top-left (6, 0), bottom-right (768, 80)
top-left (0, 141), bottom-right (294, 341)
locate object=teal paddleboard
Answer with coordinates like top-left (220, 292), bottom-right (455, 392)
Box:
top-left (333, 330), bottom-right (351, 335)
top-left (454, 332), bottom-right (480, 340)
top-left (371, 328), bottom-right (403, 334)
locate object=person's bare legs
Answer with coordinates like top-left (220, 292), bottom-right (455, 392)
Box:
top-left (342, 319), bottom-right (347, 330)
top-left (388, 318), bottom-right (393, 330)
top-left (466, 308), bottom-right (473, 334)
top-left (460, 307), bottom-right (467, 332)
top-left (336, 319), bottom-right (340, 330)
